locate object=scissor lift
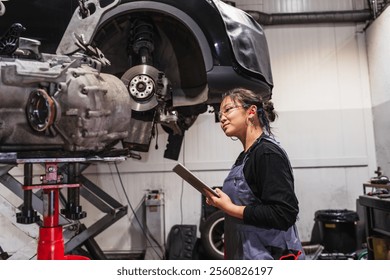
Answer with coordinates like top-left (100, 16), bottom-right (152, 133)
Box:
top-left (0, 151), bottom-right (128, 259)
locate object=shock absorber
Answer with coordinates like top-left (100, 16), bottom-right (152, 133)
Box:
top-left (129, 17), bottom-right (155, 65)
top-left (124, 17), bottom-right (161, 110)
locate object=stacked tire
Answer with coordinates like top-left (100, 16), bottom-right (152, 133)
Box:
top-left (200, 210), bottom-right (225, 259)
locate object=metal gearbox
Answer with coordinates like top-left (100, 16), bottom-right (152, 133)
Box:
top-left (0, 38), bottom-right (131, 152)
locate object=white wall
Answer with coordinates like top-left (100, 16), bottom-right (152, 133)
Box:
top-left (365, 7), bottom-right (390, 177)
top-left (264, 22), bottom-right (377, 240)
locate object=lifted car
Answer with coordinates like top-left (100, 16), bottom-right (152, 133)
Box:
top-left (0, 0), bottom-right (273, 159)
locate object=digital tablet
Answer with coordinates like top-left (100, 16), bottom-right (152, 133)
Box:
top-left (173, 163), bottom-right (220, 197)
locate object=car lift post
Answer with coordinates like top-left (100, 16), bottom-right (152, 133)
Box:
top-left (24, 162), bottom-right (88, 260)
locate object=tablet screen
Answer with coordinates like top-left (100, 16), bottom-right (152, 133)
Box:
top-left (173, 163), bottom-right (220, 197)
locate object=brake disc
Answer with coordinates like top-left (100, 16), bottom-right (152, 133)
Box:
top-left (121, 64), bottom-right (160, 111)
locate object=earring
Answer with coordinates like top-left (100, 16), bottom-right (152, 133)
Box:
top-left (249, 117), bottom-right (255, 126)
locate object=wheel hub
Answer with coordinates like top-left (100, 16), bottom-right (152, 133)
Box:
top-left (121, 65), bottom-right (160, 111)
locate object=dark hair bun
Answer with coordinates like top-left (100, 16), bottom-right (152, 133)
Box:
top-left (263, 100), bottom-right (277, 122)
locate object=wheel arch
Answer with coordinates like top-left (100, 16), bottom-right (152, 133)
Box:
top-left (96, 2), bottom-right (215, 107)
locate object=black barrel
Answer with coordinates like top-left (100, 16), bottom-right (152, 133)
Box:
top-left (314, 209), bottom-right (359, 254)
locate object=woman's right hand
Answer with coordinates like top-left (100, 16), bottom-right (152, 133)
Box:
top-left (207, 188), bottom-right (245, 220)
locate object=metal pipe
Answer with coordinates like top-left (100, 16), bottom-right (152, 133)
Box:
top-left (371, 0), bottom-right (378, 18)
top-left (246, 9), bottom-right (373, 25)
top-left (16, 163), bottom-right (39, 224)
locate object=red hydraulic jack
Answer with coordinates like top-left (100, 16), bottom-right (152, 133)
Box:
top-left (23, 162), bottom-right (89, 260)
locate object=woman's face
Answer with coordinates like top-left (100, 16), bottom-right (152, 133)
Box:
top-left (219, 96), bottom-right (248, 138)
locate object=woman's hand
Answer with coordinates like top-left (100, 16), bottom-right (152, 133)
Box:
top-left (206, 188), bottom-right (229, 209)
top-left (206, 188), bottom-right (245, 219)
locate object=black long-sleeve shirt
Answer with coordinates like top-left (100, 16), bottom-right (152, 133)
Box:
top-left (236, 136), bottom-right (299, 231)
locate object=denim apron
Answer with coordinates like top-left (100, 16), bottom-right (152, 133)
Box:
top-left (223, 136), bottom-right (305, 260)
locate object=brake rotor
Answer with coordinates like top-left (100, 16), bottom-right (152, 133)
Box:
top-left (121, 65), bottom-right (159, 111)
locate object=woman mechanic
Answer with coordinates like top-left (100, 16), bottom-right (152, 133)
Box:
top-left (207, 87), bottom-right (305, 260)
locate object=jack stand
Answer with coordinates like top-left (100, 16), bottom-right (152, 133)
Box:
top-left (24, 162), bottom-right (88, 260)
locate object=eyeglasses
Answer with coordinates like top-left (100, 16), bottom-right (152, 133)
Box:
top-left (218, 105), bottom-right (245, 120)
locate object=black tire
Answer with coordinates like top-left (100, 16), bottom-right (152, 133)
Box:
top-left (200, 210), bottom-right (225, 259)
